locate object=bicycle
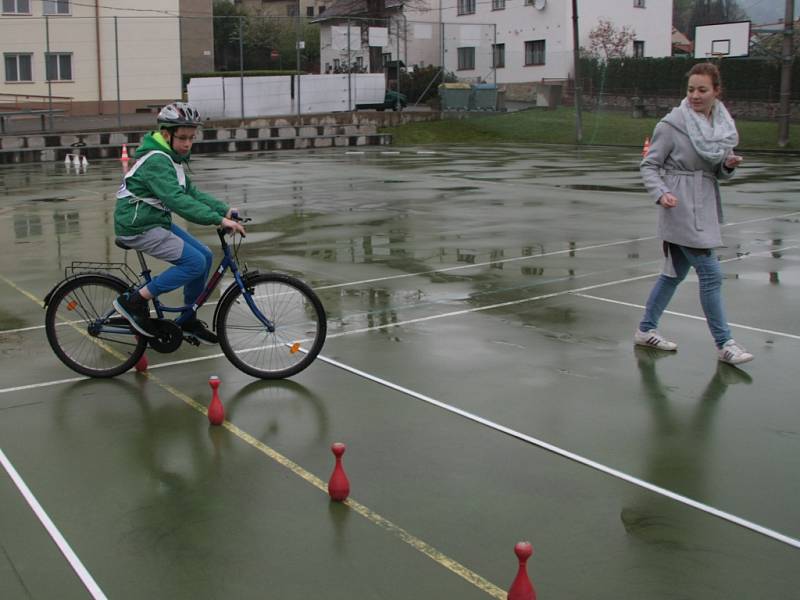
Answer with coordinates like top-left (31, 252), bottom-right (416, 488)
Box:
top-left (43, 218), bottom-right (327, 380)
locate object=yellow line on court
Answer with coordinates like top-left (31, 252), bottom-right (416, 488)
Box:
top-left (0, 272), bottom-right (506, 599)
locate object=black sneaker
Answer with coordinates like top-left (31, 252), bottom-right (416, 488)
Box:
top-left (181, 318), bottom-right (218, 345)
top-left (113, 291), bottom-right (155, 337)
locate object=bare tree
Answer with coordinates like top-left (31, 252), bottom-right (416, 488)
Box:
top-left (588, 19), bottom-right (637, 61)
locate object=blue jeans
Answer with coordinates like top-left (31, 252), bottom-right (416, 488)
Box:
top-left (639, 244), bottom-right (731, 349)
top-left (147, 224), bottom-right (213, 310)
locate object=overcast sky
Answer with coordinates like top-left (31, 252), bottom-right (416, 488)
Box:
top-left (737, 0), bottom-right (799, 24)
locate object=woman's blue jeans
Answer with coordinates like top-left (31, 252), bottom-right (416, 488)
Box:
top-left (639, 244), bottom-right (731, 349)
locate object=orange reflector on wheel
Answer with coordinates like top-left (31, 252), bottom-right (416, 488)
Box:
top-left (67, 300), bottom-right (78, 311)
top-left (290, 342), bottom-right (301, 354)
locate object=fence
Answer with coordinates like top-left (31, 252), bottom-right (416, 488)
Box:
top-left (0, 13), bottom-right (501, 127)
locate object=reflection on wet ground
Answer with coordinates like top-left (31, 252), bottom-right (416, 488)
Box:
top-left (1, 144), bottom-right (799, 599)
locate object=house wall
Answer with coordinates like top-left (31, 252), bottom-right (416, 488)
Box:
top-left (180, 0), bottom-right (215, 73)
top-left (440, 0), bottom-right (672, 85)
top-left (1, 1), bottom-right (183, 110)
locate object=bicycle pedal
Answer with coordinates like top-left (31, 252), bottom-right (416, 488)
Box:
top-left (183, 335), bottom-right (201, 347)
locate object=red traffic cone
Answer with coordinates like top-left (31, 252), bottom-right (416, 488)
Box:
top-left (134, 354), bottom-right (148, 372)
top-left (507, 541), bottom-right (536, 600)
top-left (642, 136), bottom-right (650, 157)
top-left (208, 375), bottom-right (224, 426)
top-left (120, 144), bottom-right (129, 161)
top-left (327, 442), bottom-right (350, 501)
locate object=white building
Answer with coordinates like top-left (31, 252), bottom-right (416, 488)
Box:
top-left (315, 0), bottom-right (442, 75)
top-left (1, 0), bottom-right (212, 114)
top-left (441, 0), bottom-right (672, 85)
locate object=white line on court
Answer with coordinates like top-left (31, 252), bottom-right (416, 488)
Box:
top-left (5, 243), bottom-right (798, 396)
top-left (312, 235), bottom-right (659, 290)
top-left (573, 293), bottom-right (800, 341)
top-left (0, 235), bottom-right (656, 336)
top-left (0, 449), bottom-right (108, 599)
top-left (310, 353), bottom-right (800, 550)
top-left (5, 209), bottom-right (798, 337)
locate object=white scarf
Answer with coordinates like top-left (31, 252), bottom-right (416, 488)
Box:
top-left (679, 97), bottom-right (738, 165)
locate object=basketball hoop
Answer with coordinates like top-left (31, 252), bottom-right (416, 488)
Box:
top-left (693, 22), bottom-right (750, 59)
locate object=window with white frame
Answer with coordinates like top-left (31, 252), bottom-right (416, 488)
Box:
top-left (492, 0), bottom-right (505, 10)
top-left (634, 40), bottom-right (645, 57)
top-left (457, 47), bottom-right (475, 70)
top-left (45, 52), bottom-right (72, 81)
top-left (492, 43), bottom-right (505, 68)
top-left (43, 0), bottom-right (70, 15)
top-left (524, 40), bottom-right (545, 66)
top-left (2, 0), bottom-right (31, 14)
top-left (457, 0), bottom-right (475, 16)
top-left (4, 53), bottom-right (32, 81)
top-left (634, 0), bottom-right (645, 7)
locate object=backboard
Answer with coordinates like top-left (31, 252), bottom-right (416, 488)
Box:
top-left (693, 21), bottom-right (751, 58)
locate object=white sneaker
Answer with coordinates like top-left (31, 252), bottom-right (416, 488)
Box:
top-left (718, 339), bottom-right (754, 365)
top-left (634, 329), bottom-right (677, 351)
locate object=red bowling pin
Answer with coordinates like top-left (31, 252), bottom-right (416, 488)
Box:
top-left (134, 354), bottom-right (148, 372)
top-left (208, 376), bottom-right (224, 426)
top-left (507, 541), bottom-right (536, 600)
top-left (327, 443), bottom-right (350, 501)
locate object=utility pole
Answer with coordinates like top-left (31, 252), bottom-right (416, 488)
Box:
top-left (777, 0), bottom-right (794, 147)
top-left (572, 0), bottom-right (583, 143)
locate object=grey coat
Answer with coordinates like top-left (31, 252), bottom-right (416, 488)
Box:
top-left (640, 107), bottom-right (736, 249)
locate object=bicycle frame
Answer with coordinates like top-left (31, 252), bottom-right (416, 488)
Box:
top-left (97, 228), bottom-right (274, 336)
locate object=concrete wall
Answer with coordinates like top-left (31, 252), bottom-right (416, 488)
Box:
top-left (0, 110), bottom-right (440, 164)
top-left (188, 73), bottom-right (386, 118)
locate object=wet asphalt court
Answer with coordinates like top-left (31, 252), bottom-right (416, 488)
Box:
top-left (0, 144), bottom-right (799, 599)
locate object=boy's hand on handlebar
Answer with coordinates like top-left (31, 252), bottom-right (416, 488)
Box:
top-left (221, 217), bottom-right (246, 236)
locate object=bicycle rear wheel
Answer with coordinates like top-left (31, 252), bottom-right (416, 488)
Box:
top-left (217, 273), bottom-right (326, 379)
top-left (45, 274), bottom-right (147, 378)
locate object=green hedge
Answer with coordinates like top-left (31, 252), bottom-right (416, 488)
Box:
top-left (580, 57), bottom-right (800, 101)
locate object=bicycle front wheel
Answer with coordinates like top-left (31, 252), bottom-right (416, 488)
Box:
top-left (45, 274), bottom-right (147, 378)
top-left (217, 273), bottom-right (326, 379)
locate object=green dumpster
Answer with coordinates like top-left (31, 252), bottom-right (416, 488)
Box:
top-left (439, 83), bottom-right (471, 111)
top-left (472, 83), bottom-right (497, 111)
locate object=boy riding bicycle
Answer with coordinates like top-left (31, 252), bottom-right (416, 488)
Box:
top-left (113, 102), bottom-right (246, 344)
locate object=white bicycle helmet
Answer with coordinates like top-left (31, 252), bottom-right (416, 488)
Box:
top-left (157, 102), bottom-right (202, 128)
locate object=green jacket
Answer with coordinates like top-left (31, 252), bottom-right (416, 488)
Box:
top-left (114, 132), bottom-right (228, 236)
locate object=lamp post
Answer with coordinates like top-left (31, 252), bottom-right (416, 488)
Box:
top-left (571, 0), bottom-right (583, 144)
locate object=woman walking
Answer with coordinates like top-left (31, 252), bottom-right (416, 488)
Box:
top-left (635, 62), bottom-right (753, 365)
